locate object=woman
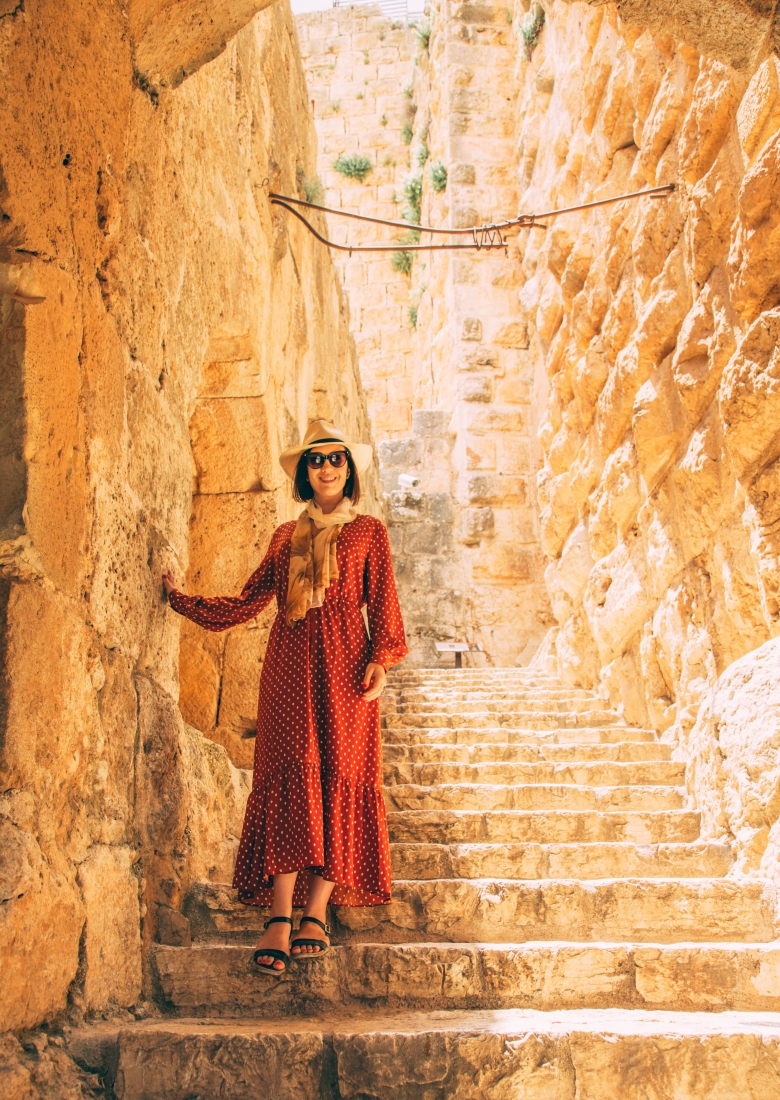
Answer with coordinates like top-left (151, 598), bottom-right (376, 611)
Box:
top-left (163, 420), bottom-right (407, 975)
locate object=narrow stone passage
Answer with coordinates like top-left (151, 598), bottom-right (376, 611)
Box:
top-left (96, 669), bottom-right (780, 1097)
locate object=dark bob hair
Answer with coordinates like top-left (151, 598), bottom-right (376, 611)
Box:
top-left (292, 448), bottom-right (361, 506)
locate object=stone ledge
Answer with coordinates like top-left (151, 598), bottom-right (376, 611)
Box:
top-left (148, 943), bottom-right (780, 1014)
top-left (73, 1010), bottom-right (780, 1099)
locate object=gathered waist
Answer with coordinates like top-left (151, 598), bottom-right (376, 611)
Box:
top-left (276, 594), bottom-right (363, 621)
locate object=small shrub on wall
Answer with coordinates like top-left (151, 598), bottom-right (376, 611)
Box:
top-left (430, 159), bottom-right (447, 193)
top-left (333, 153), bottom-right (373, 183)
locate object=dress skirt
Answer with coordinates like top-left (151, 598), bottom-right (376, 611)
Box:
top-left (168, 513), bottom-right (408, 907)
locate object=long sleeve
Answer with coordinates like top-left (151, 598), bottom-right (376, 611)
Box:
top-left (168, 531), bottom-right (278, 632)
top-left (363, 520), bottom-right (408, 670)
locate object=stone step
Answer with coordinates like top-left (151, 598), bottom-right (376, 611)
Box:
top-left (394, 690), bottom-right (597, 704)
top-left (392, 699), bottom-right (613, 715)
top-left (389, 840), bottom-right (732, 880)
top-left (387, 809), bottom-right (701, 845)
top-left (383, 725), bottom-right (656, 746)
top-left (383, 710), bottom-right (624, 730)
top-left (94, 1009), bottom-right (780, 1099)
top-left (383, 760), bottom-right (686, 788)
top-left (185, 878), bottom-right (773, 945)
top-left (384, 782), bottom-right (685, 812)
top-left (336, 878), bottom-right (774, 945)
top-left (149, 940), bottom-right (780, 1016)
top-left (382, 740), bottom-right (672, 764)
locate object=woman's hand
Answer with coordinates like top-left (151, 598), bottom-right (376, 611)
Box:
top-left (362, 662), bottom-right (386, 701)
top-left (162, 571), bottom-right (178, 598)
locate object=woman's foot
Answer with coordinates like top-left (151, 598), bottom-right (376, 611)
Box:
top-left (253, 915), bottom-right (292, 972)
top-left (291, 913), bottom-right (330, 957)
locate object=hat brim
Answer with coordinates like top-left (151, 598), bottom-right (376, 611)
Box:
top-left (279, 440), bottom-right (374, 479)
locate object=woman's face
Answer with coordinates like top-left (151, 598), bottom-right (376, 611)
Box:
top-left (307, 443), bottom-right (350, 505)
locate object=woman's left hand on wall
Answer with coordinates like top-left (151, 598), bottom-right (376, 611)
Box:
top-left (362, 662), bottom-right (386, 701)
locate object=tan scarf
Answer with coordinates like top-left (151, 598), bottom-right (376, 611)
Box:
top-left (285, 497), bottom-right (356, 626)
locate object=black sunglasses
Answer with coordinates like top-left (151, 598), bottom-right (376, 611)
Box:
top-left (305, 450), bottom-right (350, 469)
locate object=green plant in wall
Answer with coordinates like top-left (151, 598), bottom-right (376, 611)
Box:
top-left (391, 229), bottom-right (420, 276)
top-left (407, 304), bottom-right (418, 329)
top-left (333, 153), bottom-right (373, 183)
top-left (331, 99), bottom-right (341, 112)
top-left (520, 3), bottom-right (545, 60)
top-left (416, 139), bottom-right (429, 167)
top-left (412, 19), bottom-right (431, 50)
top-left (401, 121), bottom-right (413, 145)
top-left (401, 170), bottom-right (423, 224)
top-left (303, 175), bottom-right (324, 204)
top-left (429, 159), bottom-right (447, 193)
top-left (380, 114), bottom-right (388, 126)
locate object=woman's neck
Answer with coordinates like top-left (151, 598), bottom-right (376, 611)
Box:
top-left (313, 492), bottom-right (345, 515)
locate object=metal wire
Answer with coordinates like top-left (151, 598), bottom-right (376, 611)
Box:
top-left (269, 183), bottom-right (675, 254)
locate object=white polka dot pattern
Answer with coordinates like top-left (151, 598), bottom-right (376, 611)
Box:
top-left (168, 515), bottom-right (408, 908)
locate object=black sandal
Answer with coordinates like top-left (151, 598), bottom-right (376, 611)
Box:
top-left (252, 915), bottom-right (292, 975)
top-left (291, 915), bottom-right (330, 961)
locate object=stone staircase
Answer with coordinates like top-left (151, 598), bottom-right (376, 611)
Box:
top-left (74, 669), bottom-right (780, 1098)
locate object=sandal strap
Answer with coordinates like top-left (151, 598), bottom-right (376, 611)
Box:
top-left (298, 915), bottom-right (330, 935)
top-left (252, 948), bottom-right (290, 966)
top-left (263, 915), bottom-right (293, 929)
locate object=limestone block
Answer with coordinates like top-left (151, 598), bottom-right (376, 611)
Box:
top-left (472, 544), bottom-right (536, 584)
top-left (77, 845), bottom-right (142, 1012)
top-left (731, 135), bottom-right (780, 323)
top-left (461, 507), bottom-right (495, 545)
top-left (187, 492), bottom-right (277, 594)
top-left (0, 833), bottom-right (84, 1031)
top-left (114, 1023), bottom-right (324, 1100)
top-left (129, 0), bottom-right (278, 90)
top-left (545, 524), bottom-right (594, 625)
top-left (190, 398), bottom-right (275, 494)
top-left (572, 342), bottom-right (610, 428)
top-left (583, 532), bottom-right (652, 664)
top-left (720, 308), bottom-right (780, 480)
top-left (671, 270), bottom-right (737, 425)
top-left (213, 623), bottom-right (267, 734)
top-left (636, 52), bottom-right (691, 183)
top-left (737, 57), bottom-right (780, 162)
top-left (588, 438), bottom-right (641, 559)
top-left (556, 608), bottom-right (600, 689)
top-left (678, 60), bottom-right (745, 184)
top-left (540, 472), bottom-right (578, 559)
top-left (671, 416), bottom-right (726, 562)
top-left (683, 636), bottom-right (780, 891)
top-left (178, 618), bottom-right (223, 733)
top-left (632, 357), bottom-right (688, 491)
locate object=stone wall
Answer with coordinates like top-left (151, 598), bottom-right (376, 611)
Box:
top-left (297, 5), bottom-right (418, 440)
top-left (299, 2), bottom-right (553, 667)
top-left (0, 0), bottom-right (376, 1033)
top-left (512, 0), bottom-right (780, 883)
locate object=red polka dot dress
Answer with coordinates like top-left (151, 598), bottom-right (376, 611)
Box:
top-left (168, 514), bottom-right (408, 908)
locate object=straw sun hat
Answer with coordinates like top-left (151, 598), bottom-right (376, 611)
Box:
top-left (279, 419), bottom-right (374, 480)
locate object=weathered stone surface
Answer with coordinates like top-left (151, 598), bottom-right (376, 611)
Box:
top-left (682, 636), bottom-right (780, 903)
top-left (150, 940), bottom-right (780, 1014)
top-left (77, 845), bottom-right (142, 1013)
top-left (0, 0), bottom-right (376, 1030)
top-left (337, 876), bottom-right (772, 944)
top-left (520, 3), bottom-right (780, 870)
top-left (80, 1011), bottom-right (780, 1100)
top-left (0, 1031), bottom-right (104, 1100)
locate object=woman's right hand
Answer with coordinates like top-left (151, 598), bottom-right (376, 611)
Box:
top-left (162, 571), bottom-right (178, 597)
